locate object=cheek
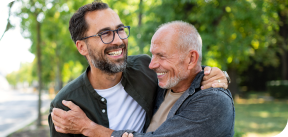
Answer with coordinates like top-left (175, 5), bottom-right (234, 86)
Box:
top-left (123, 39), bottom-right (128, 47)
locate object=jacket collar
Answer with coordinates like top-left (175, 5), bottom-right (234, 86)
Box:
top-left (187, 70), bottom-right (204, 95)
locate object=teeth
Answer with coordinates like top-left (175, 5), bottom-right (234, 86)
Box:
top-left (157, 72), bottom-right (166, 76)
top-left (108, 50), bottom-right (122, 56)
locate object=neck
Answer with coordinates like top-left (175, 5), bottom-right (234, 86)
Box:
top-left (88, 66), bottom-right (122, 89)
top-left (171, 65), bottom-right (202, 93)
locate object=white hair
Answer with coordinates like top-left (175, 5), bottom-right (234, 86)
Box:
top-left (157, 21), bottom-right (202, 65)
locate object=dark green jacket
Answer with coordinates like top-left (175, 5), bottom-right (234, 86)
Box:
top-left (48, 54), bottom-right (158, 137)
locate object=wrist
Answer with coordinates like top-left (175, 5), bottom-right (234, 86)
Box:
top-left (82, 121), bottom-right (97, 137)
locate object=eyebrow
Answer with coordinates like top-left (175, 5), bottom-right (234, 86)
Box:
top-left (96, 24), bottom-right (125, 34)
top-left (156, 52), bottom-right (166, 57)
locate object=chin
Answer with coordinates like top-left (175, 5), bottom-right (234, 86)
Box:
top-left (158, 82), bottom-right (167, 89)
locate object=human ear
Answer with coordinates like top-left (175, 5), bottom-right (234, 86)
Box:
top-left (76, 40), bottom-right (88, 56)
top-left (187, 50), bottom-right (199, 70)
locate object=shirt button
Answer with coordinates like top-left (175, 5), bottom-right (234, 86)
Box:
top-left (101, 98), bottom-right (105, 102)
top-left (102, 109), bottom-right (106, 113)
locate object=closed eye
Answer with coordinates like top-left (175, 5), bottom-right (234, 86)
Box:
top-left (118, 27), bottom-right (125, 32)
top-left (99, 30), bottom-right (111, 37)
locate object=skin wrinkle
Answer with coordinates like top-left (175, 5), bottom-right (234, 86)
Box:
top-left (156, 21), bottom-right (202, 65)
top-left (150, 31), bottom-right (190, 90)
top-left (149, 21), bottom-right (203, 92)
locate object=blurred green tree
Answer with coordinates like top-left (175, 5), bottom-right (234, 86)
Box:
top-left (134, 0), bottom-right (287, 96)
top-left (17, 0), bottom-right (46, 127)
top-left (9, 0), bottom-right (287, 99)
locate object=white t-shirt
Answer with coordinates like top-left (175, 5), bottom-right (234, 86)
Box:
top-left (95, 81), bottom-right (146, 133)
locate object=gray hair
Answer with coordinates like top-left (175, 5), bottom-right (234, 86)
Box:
top-left (157, 21), bottom-right (202, 65)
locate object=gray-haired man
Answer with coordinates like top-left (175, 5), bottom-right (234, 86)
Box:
top-left (49, 1), bottom-right (231, 137)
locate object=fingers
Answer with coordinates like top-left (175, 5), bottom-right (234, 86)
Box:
top-left (201, 81), bottom-right (212, 90)
top-left (53, 116), bottom-right (68, 133)
top-left (55, 125), bottom-right (76, 134)
top-left (53, 118), bottom-right (65, 131)
top-left (202, 67), bottom-right (228, 90)
top-left (51, 111), bottom-right (61, 124)
top-left (202, 67), bottom-right (220, 81)
top-left (122, 132), bottom-right (128, 137)
top-left (55, 125), bottom-right (67, 133)
top-left (203, 66), bottom-right (212, 75)
top-left (201, 78), bottom-right (228, 90)
top-left (51, 112), bottom-right (69, 129)
top-left (212, 83), bottom-right (228, 89)
top-left (52, 108), bottom-right (67, 117)
top-left (122, 132), bottom-right (133, 137)
top-left (62, 100), bottom-right (80, 111)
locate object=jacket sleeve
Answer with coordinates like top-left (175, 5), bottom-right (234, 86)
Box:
top-left (111, 88), bottom-right (234, 137)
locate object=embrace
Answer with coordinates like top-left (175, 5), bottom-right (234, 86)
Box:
top-left (49, 1), bottom-right (235, 137)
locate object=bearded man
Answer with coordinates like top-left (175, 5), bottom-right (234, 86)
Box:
top-left (49, 1), bottom-right (230, 137)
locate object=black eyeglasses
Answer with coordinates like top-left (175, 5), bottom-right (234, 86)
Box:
top-left (79, 26), bottom-right (130, 44)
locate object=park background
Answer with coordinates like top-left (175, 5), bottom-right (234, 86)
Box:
top-left (0, 0), bottom-right (287, 137)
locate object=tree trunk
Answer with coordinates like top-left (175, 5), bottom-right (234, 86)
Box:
top-left (55, 49), bottom-right (63, 93)
top-left (278, 11), bottom-right (288, 80)
top-left (282, 49), bottom-right (288, 80)
top-left (35, 17), bottom-right (42, 127)
top-left (138, 0), bottom-right (144, 54)
top-left (138, 0), bottom-right (142, 27)
top-left (227, 68), bottom-right (238, 97)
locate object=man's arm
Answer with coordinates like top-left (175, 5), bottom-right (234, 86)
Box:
top-left (51, 100), bottom-right (113, 137)
top-left (53, 88), bottom-right (234, 137)
top-left (114, 88), bottom-right (234, 137)
top-left (51, 66), bottom-right (229, 136)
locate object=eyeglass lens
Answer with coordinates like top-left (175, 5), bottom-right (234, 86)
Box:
top-left (101, 27), bottom-right (130, 44)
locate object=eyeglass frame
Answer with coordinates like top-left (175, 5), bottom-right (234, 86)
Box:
top-left (78, 26), bottom-right (130, 44)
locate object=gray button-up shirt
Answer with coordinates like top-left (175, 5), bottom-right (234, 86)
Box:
top-left (112, 71), bottom-right (235, 137)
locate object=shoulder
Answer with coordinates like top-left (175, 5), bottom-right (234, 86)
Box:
top-left (164, 87), bottom-right (235, 137)
top-left (127, 54), bottom-right (151, 67)
top-left (124, 54), bottom-right (158, 95)
top-left (126, 54), bottom-right (155, 78)
top-left (193, 88), bottom-right (233, 103)
top-left (181, 88), bottom-right (235, 126)
top-left (50, 73), bottom-right (85, 110)
top-left (182, 88), bottom-right (234, 115)
top-left (179, 88), bottom-right (234, 135)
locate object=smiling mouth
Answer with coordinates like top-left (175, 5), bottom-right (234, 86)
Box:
top-left (107, 49), bottom-right (123, 56)
top-left (156, 72), bottom-right (167, 76)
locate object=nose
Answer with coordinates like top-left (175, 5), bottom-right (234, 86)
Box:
top-left (111, 31), bottom-right (123, 45)
top-left (149, 56), bottom-right (159, 70)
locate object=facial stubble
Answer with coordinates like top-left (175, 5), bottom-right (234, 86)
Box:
top-left (87, 43), bottom-right (127, 75)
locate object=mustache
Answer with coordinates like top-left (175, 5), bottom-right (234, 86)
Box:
top-left (104, 44), bottom-right (126, 53)
top-left (152, 68), bottom-right (166, 73)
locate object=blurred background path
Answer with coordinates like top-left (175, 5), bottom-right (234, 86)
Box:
top-left (0, 89), bottom-right (51, 137)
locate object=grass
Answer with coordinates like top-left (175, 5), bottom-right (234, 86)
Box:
top-left (234, 93), bottom-right (288, 137)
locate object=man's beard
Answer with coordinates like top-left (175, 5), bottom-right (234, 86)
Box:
top-left (155, 67), bottom-right (188, 89)
top-left (87, 43), bottom-right (127, 75)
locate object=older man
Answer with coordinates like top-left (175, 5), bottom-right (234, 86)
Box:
top-left (49, 1), bottom-right (231, 137)
top-left (120, 21), bottom-right (235, 137)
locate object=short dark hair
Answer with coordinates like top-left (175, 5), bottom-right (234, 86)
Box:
top-left (69, 1), bottom-right (109, 44)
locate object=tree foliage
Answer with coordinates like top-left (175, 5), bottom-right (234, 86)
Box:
top-left (6, 0), bottom-right (287, 95)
